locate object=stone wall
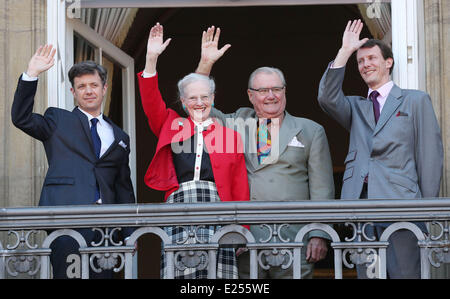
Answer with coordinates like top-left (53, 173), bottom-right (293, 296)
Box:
top-left (424, 0), bottom-right (450, 279)
top-left (424, 0), bottom-right (449, 198)
top-left (0, 0), bottom-right (47, 209)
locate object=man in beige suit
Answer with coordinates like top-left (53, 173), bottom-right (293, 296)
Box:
top-left (196, 27), bottom-right (335, 278)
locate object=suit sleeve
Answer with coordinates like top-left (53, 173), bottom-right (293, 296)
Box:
top-left (11, 76), bottom-right (56, 141)
top-left (308, 125), bottom-right (335, 200)
top-left (306, 125), bottom-right (335, 240)
top-left (114, 135), bottom-right (136, 238)
top-left (114, 135), bottom-right (136, 205)
top-left (210, 107), bottom-right (239, 126)
top-left (317, 63), bottom-right (353, 131)
top-left (413, 93), bottom-right (443, 198)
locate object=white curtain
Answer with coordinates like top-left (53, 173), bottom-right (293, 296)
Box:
top-left (74, 8), bottom-right (138, 115)
top-left (74, 8), bottom-right (138, 62)
top-left (358, 3), bottom-right (392, 45)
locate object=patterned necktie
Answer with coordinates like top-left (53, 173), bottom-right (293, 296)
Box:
top-left (257, 119), bottom-right (271, 164)
top-left (90, 118), bottom-right (101, 202)
top-left (370, 90), bottom-right (381, 124)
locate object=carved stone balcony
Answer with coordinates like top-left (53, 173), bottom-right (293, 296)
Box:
top-left (1, 199), bottom-right (450, 279)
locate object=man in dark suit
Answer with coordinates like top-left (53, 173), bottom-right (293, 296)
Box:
top-left (11, 45), bottom-right (136, 278)
top-left (317, 20), bottom-right (443, 278)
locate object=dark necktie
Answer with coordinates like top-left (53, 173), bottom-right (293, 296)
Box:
top-left (370, 90), bottom-right (381, 124)
top-left (90, 118), bottom-right (101, 158)
top-left (364, 91), bottom-right (381, 184)
top-left (90, 118), bottom-right (101, 202)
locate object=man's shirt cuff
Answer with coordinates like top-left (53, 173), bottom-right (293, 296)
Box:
top-left (22, 72), bottom-right (38, 81)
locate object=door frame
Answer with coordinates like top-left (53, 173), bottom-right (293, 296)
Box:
top-left (47, 1), bottom-right (137, 195)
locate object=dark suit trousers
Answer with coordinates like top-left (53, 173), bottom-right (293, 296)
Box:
top-left (357, 184), bottom-right (421, 279)
top-left (49, 229), bottom-right (114, 279)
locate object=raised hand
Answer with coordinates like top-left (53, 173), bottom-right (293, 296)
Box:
top-left (26, 45), bottom-right (56, 77)
top-left (201, 26), bottom-right (231, 64)
top-left (145, 23), bottom-right (171, 74)
top-left (146, 23), bottom-right (171, 59)
top-left (341, 19), bottom-right (369, 53)
top-left (333, 19), bottom-right (369, 68)
top-left (196, 26), bottom-right (231, 76)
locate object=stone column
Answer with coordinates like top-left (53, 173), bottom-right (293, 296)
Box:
top-left (424, 0), bottom-right (450, 279)
top-left (0, 0), bottom-right (48, 278)
top-left (0, 0), bottom-right (47, 209)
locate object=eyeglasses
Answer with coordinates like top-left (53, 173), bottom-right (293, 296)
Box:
top-left (249, 86), bottom-right (285, 96)
top-left (185, 95), bottom-right (213, 104)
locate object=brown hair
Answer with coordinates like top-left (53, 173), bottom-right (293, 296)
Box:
top-left (68, 60), bottom-right (107, 87)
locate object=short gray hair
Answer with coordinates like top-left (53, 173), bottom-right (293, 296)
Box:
top-left (248, 67), bottom-right (286, 89)
top-left (177, 73), bottom-right (215, 99)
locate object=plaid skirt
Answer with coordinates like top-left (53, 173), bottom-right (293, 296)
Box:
top-left (161, 180), bottom-right (238, 279)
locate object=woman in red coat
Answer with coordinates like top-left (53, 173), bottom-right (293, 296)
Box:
top-left (138, 23), bottom-right (249, 279)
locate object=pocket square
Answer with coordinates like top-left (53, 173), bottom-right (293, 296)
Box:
top-left (396, 111), bottom-right (408, 117)
top-left (288, 136), bottom-right (305, 148)
top-left (118, 140), bottom-right (127, 149)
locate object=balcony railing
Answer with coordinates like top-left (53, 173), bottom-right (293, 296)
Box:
top-left (1, 198), bottom-right (450, 279)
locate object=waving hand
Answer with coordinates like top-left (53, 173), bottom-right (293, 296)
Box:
top-left (145, 23), bottom-right (172, 74)
top-left (196, 26), bottom-right (231, 76)
top-left (26, 45), bottom-right (56, 77)
top-left (333, 19), bottom-right (369, 68)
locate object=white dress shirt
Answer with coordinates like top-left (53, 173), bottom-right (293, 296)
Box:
top-left (78, 108), bottom-right (115, 158)
top-left (22, 72), bottom-right (38, 81)
top-left (368, 80), bottom-right (394, 113)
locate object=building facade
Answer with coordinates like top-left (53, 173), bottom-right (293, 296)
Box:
top-left (0, 0), bottom-right (449, 278)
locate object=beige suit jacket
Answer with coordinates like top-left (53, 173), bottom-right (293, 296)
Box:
top-left (211, 107), bottom-right (335, 241)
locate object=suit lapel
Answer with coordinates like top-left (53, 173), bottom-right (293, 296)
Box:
top-left (373, 85), bottom-right (402, 136)
top-left (278, 112), bottom-right (302, 157)
top-left (101, 115), bottom-right (122, 159)
top-left (254, 112), bottom-right (301, 171)
top-left (359, 98), bottom-right (376, 131)
top-left (73, 107), bottom-right (97, 158)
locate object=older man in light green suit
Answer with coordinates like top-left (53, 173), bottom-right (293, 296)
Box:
top-left (196, 27), bottom-right (335, 279)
